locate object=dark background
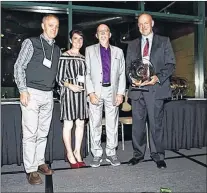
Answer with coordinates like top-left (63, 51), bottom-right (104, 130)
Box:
top-left (1, 1), bottom-right (205, 95)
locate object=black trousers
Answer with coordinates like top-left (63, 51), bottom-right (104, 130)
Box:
top-left (131, 90), bottom-right (165, 161)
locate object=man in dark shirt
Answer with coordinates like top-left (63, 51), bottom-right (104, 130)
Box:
top-left (85, 24), bottom-right (126, 167)
top-left (14, 14), bottom-right (60, 185)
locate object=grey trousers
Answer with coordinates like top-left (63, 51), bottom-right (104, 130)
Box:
top-left (20, 87), bottom-right (53, 173)
top-left (88, 86), bottom-right (119, 157)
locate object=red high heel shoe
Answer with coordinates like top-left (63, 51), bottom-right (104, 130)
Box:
top-left (66, 157), bottom-right (80, 169)
top-left (73, 151), bottom-right (85, 167)
top-left (78, 161), bottom-right (86, 167)
top-left (69, 162), bottom-right (80, 169)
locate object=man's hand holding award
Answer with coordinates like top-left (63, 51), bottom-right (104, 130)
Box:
top-left (129, 58), bottom-right (156, 91)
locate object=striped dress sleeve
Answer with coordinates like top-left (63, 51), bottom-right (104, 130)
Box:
top-left (56, 57), bottom-right (68, 87)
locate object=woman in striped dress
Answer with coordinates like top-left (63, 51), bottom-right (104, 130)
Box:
top-left (56, 30), bottom-right (88, 169)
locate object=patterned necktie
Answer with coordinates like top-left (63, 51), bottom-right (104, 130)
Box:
top-left (143, 38), bottom-right (149, 57)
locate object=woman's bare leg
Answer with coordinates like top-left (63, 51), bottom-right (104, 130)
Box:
top-left (63, 120), bottom-right (77, 164)
top-left (73, 119), bottom-right (85, 162)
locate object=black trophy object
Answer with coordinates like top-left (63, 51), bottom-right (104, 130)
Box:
top-left (129, 58), bottom-right (155, 91)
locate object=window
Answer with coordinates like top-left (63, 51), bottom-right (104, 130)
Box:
top-left (145, 1), bottom-right (198, 16)
top-left (1, 8), bottom-right (68, 98)
top-left (72, 1), bottom-right (139, 10)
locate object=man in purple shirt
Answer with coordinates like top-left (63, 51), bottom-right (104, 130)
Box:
top-left (85, 24), bottom-right (126, 167)
top-left (100, 44), bottom-right (111, 84)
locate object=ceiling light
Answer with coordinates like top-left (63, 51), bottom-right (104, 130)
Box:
top-left (1, 34), bottom-right (4, 37)
top-left (7, 46), bottom-right (11, 50)
top-left (18, 39), bottom-right (21, 42)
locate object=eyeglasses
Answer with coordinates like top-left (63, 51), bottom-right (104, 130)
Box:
top-left (97, 29), bottom-right (110, 34)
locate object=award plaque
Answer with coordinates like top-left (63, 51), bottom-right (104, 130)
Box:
top-left (129, 58), bottom-right (155, 91)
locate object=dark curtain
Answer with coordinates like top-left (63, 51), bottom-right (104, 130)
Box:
top-left (1, 103), bottom-right (88, 166)
top-left (163, 100), bottom-right (207, 150)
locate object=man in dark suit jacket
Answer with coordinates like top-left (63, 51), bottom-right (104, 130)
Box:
top-left (126, 13), bottom-right (176, 169)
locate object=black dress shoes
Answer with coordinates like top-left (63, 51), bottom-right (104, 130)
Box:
top-left (128, 157), bottom-right (144, 166)
top-left (156, 160), bottom-right (167, 169)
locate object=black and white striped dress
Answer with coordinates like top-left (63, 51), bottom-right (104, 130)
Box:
top-left (56, 52), bottom-right (88, 121)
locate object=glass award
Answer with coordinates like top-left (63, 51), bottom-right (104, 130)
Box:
top-left (129, 58), bottom-right (155, 91)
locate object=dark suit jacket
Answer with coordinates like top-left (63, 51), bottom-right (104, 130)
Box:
top-left (126, 34), bottom-right (176, 100)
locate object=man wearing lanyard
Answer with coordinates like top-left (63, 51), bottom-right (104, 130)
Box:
top-left (14, 14), bottom-right (60, 185)
top-left (85, 24), bottom-right (126, 167)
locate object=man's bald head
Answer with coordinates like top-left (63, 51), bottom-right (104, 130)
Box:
top-left (138, 13), bottom-right (153, 23)
top-left (97, 24), bottom-right (110, 33)
top-left (137, 13), bottom-right (154, 36)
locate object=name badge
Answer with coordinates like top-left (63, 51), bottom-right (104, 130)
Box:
top-left (43, 58), bottom-right (52, 68)
top-left (77, 75), bottom-right (85, 83)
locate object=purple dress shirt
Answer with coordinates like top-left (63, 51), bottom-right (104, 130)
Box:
top-left (100, 44), bottom-right (111, 83)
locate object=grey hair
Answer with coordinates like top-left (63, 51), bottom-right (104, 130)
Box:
top-left (42, 14), bottom-right (59, 23)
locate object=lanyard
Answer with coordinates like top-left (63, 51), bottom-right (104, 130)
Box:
top-left (40, 36), bottom-right (54, 61)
